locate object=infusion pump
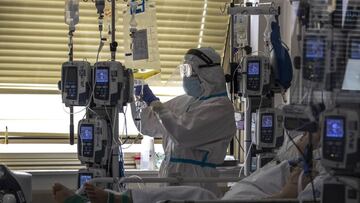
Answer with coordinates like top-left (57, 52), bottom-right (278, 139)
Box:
top-left (321, 108), bottom-right (360, 173)
top-left (93, 61), bottom-right (126, 106)
top-left (254, 108), bottom-right (284, 150)
top-left (242, 56), bottom-right (271, 97)
top-left (60, 60), bottom-right (134, 107)
top-left (78, 118), bottom-right (111, 166)
top-left (61, 61), bottom-right (92, 106)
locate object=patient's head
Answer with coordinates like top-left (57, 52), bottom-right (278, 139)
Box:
top-left (277, 128), bottom-right (322, 162)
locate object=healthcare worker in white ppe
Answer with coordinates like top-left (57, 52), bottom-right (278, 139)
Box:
top-left (133, 47), bottom-right (236, 196)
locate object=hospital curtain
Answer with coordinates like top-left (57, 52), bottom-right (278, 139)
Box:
top-left (0, 0), bottom-right (230, 93)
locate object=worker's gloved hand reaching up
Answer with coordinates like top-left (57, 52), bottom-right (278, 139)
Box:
top-left (134, 84), bottom-right (160, 106)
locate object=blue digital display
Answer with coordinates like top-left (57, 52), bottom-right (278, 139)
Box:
top-left (96, 68), bottom-right (109, 83)
top-left (65, 66), bottom-right (77, 83)
top-left (305, 38), bottom-right (325, 59)
top-left (351, 41), bottom-right (360, 59)
top-left (80, 126), bottom-right (93, 140)
top-left (262, 115), bottom-right (273, 128)
top-left (326, 119), bottom-right (344, 138)
top-left (79, 174), bottom-right (92, 186)
top-left (248, 62), bottom-right (260, 75)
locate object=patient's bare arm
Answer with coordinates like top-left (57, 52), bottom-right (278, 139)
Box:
top-left (268, 167), bottom-right (312, 199)
top-left (52, 183), bottom-right (126, 203)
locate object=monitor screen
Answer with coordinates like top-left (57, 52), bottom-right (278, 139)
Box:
top-left (80, 125), bottom-right (93, 140)
top-left (96, 68), bottom-right (109, 83)
top-left (305, 38), bottom-right (325, 59)
top-left (326, 118), bottom-right (344, 138)
top-left (351, 40), bottom-right (360, 59)
top-left (79, 174), bottom-right (93, 186)
top-left (248, 62), bottom-right (260, 75)
top-left (262, 115), bottom-right (273, 128)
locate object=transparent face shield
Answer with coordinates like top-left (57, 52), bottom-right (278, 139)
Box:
top-left (178, 62), bottom-right (196, 78)
top-left (179, 49), bottom-right (221, 78)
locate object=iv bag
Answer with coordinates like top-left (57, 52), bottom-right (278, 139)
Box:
top-left (103, 1), bottom-right (122, 37)
top-left (122, 0), bottom-right (161, 73)
top-left (65, 0), bottom-right (79, 29)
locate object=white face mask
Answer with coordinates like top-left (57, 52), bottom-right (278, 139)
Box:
top-left (183, 77), bottom-right (202, 98)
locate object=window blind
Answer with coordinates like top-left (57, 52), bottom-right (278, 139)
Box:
top-left (0, 0), bottom-right (230, 93)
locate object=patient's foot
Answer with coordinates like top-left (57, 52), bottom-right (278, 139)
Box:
top-left (84, 183), bottom-right (110, 203)
top-left (84, 183), bottom-right (123, 203)
top-left (52, 183), bottom-right (75, 203)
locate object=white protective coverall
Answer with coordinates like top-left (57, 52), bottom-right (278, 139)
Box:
top-left (134, 47), bottom-right (236, 195)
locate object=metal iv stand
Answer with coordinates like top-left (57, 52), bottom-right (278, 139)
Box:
top-left (68, 17), bottom-right (75, 146)
top-left (228, 2), bottom-right (280, 176)
top-left (84, 0), bottom-right (123, 185)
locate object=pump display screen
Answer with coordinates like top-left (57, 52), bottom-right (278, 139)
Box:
top-left (79, 174), bottom-right (93, 187)
top-left (350, 40), bottom-right (360, 59)
top-left (96, 68), bottom-right (109, 83)
top-left (63, 66), bottom-right (78, 99)
top-left (262, 115), bottom-right (273, 128)
top-left (260, 113), bottom-right (274, 144)
top-left (65, 66), bottom-right (77, 83)
top-left (305, 38), bottom-right (325, 59)
top-left (326, 118), bottom-right (344, 138)
top-left (248, 62), bottom-right (260, 75)
top-left (80, 125), bottom-right (93, 140)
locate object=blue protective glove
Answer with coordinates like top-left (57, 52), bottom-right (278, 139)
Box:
top-left (134, 84), bottom-right (159, 105)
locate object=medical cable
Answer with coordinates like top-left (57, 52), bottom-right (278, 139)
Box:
top-left (297, 169), bottom-right (304, 198)
top-left (285, 129), bottom-right (317, 202)
top-left (62, 104), bottom-right (87, 115)
top-left (118, 175), bottom-right (145, 189)
top-left (219, 2), bottom-right (230, 15)
top-left (286, 131), bottom-right (316, 202)
top-left (230, 52), bottom-right (246, 100)
top-left (300, 82), bottom-right (314, 105)
top-left (121, 111), bottom-right (139, 150)
top-left (86, 107), bottom-right (100, 117)
top-left (296, 169), bottom-right (318, 203)
top-left (104, 105), bottom-right (117, 174)
top-left (120, 107), bottom-right (129, 144)
top-left (234, 134), bottom-right (245, 152)
top-left (289, 66), bottom-right (300, 103)
top-left (102, 108), bottom-right (117, 175)
top-left (105, 105), bottom-right (122, 146)
top-left (103, 106), bottom-right (122, 177)
top-left (239, 143), bottom-right (252, 177)
top-left (307, 130), bottom-right (317, 203)
top-left (308, 173), bottom-right (317, 203)
top-left (285, 130), bottom-right (306, 159)
top-left (80, 31), bottom-right (105, 117)
top-left (120, 106), bottom-right (138, 148)
top-left (231, 62), bottom-right (242, 98)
